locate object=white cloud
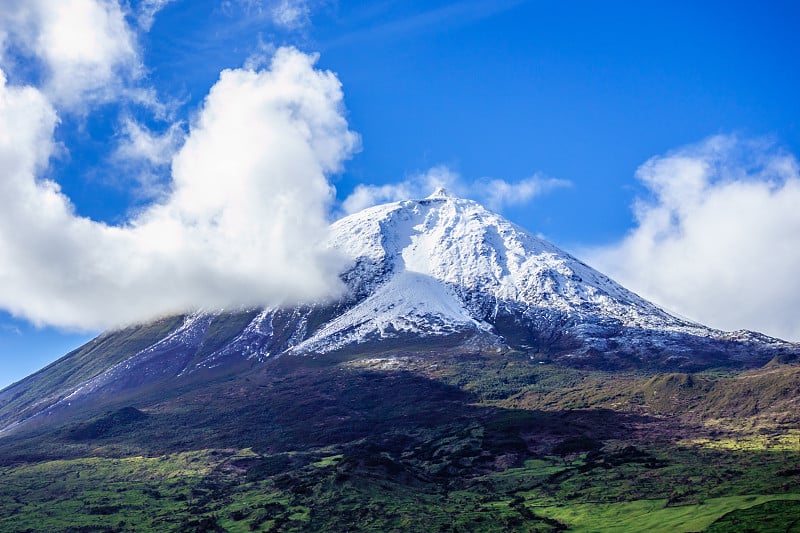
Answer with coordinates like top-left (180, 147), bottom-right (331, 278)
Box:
top-left (586, 135), bottom-right (800, 341)
top-left (340, 165), bottom-right (569, 215)
top-left (136, 0), bottom-right (176, 31)
top-left (0, 0), bottom-right (140, 109)
top-left (476, 175), bottom-right (570, 211)
top-left (0, 47), bottom-right (359, 330)
top-left (115, 117), bottom-right (184, 167)
top-left (243, 37), bottom-right (277, 71)
top-left (341, 165), bottom-right (459, 214)
top-left (109, 117), bottom-right (185, 200)
top-left (271, 0), bottom-right (310, 30)
top-left (234, 0), bottom-right (312, 30)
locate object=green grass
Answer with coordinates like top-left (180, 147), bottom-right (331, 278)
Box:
top-left (312, 454), bottom-right (344, 468)
top-left (705, 499), bottom-right (800, 532)
top-left (535, 494), bottom-right (800, 532)
top-left (2, 439), bottom-right (799, 531)
top-left (684, 429), bottom-right (800, 452)
top-left (0, 452), bottom-right (211, 531)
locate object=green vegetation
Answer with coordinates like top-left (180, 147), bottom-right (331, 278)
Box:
top-left (537, 495), bottom-right (800, 532)
top-left (1, 351), bottom-right (799, 531)
top-left (2, 440), bottom-right (798, 532)
top-left (705, 499), bottom-right (800, 532)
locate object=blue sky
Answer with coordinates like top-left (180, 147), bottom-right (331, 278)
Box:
top-left (1, 0), bottom-right (799, 389)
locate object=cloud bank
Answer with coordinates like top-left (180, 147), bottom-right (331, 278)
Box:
top-left (0, 0), bottom-right (141, 110)
top-left (587, 135), bottom-right (800, 341)
top-left (341, 165), bottom-right (569, 215)
top-left (0, 47), bottom-right (358, 330)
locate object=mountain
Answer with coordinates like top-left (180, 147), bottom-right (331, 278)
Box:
top-left (299, 187), bottom-right (791, 365)
top-left (2, 191), bottom-right (800, 532)
top-left (0, 189), bottom-right (796, 436)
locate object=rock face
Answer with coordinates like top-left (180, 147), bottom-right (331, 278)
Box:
top-left (0, 191), bottom-right (796, 434)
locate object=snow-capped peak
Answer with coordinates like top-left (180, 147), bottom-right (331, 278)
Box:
top-left (426, 187), bottom-right (456, 200)
top-left (4, 191), bottom-right (794, 436)
top-left (293, 193), bottom-right (712, 354)
top-left (4, 192), bottom-right (795, 437)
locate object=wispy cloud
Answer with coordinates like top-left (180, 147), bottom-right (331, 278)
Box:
top-left (110, 117), bottom-right (186, 200)
top-left (271, 0), bottom-right (311, 29)
top-left (115, 117), bottom-right (185, 167)
top-left (324, 0), bottom-right (526, 48)
top-left (136, 0), bottom-right (177, 31)
top-left (340, 165), bottom-right (569, 215)
top-left (586, 135), bottom-right (800, 341)
top-left (476, 175), bottom-right (570, 211)
top-left (230, 0), bottom-right (314, 30)
top-left (0, 323), bottom-right (22, 336)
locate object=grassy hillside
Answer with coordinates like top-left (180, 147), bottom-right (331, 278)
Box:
top-left (1, 351), bottom-right (799, 531)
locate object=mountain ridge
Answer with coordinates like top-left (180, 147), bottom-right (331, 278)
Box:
top-left (1, 193), bottom-right (800, 532)
top-left (0, 192), bottom-right (796, 435)
top-left (294, 190), bottom-right (793, 363)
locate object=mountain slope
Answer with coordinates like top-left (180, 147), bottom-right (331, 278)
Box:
top-left (1, 192), bottom-right (800, 532)
top-left (297, 188), bottom-right (794, 367)
top-left (299, 189), bottom-right (713, 354)
top-left (0, 190), bottom-right (796, 435)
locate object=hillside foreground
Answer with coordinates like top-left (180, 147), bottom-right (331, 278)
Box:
top-left (1, 348), bottom-right (799, 532)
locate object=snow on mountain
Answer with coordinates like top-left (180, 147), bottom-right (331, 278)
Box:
top-left (2, 190), bottom-right (797, 435)
top-left (24, 189), bottom-right (798, 371)
top-left (292, 188), bottom-right (700, 354)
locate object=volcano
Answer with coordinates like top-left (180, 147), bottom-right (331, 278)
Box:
top-left (2, 191), bottom-right (800, 532)
top-left (0, 189), bottom-right (795, 436)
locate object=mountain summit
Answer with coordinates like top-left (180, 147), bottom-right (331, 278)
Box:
top-left (0, 192), bottom-right (795, 434)
top-left (299, 192), bottom-right (792, 365)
